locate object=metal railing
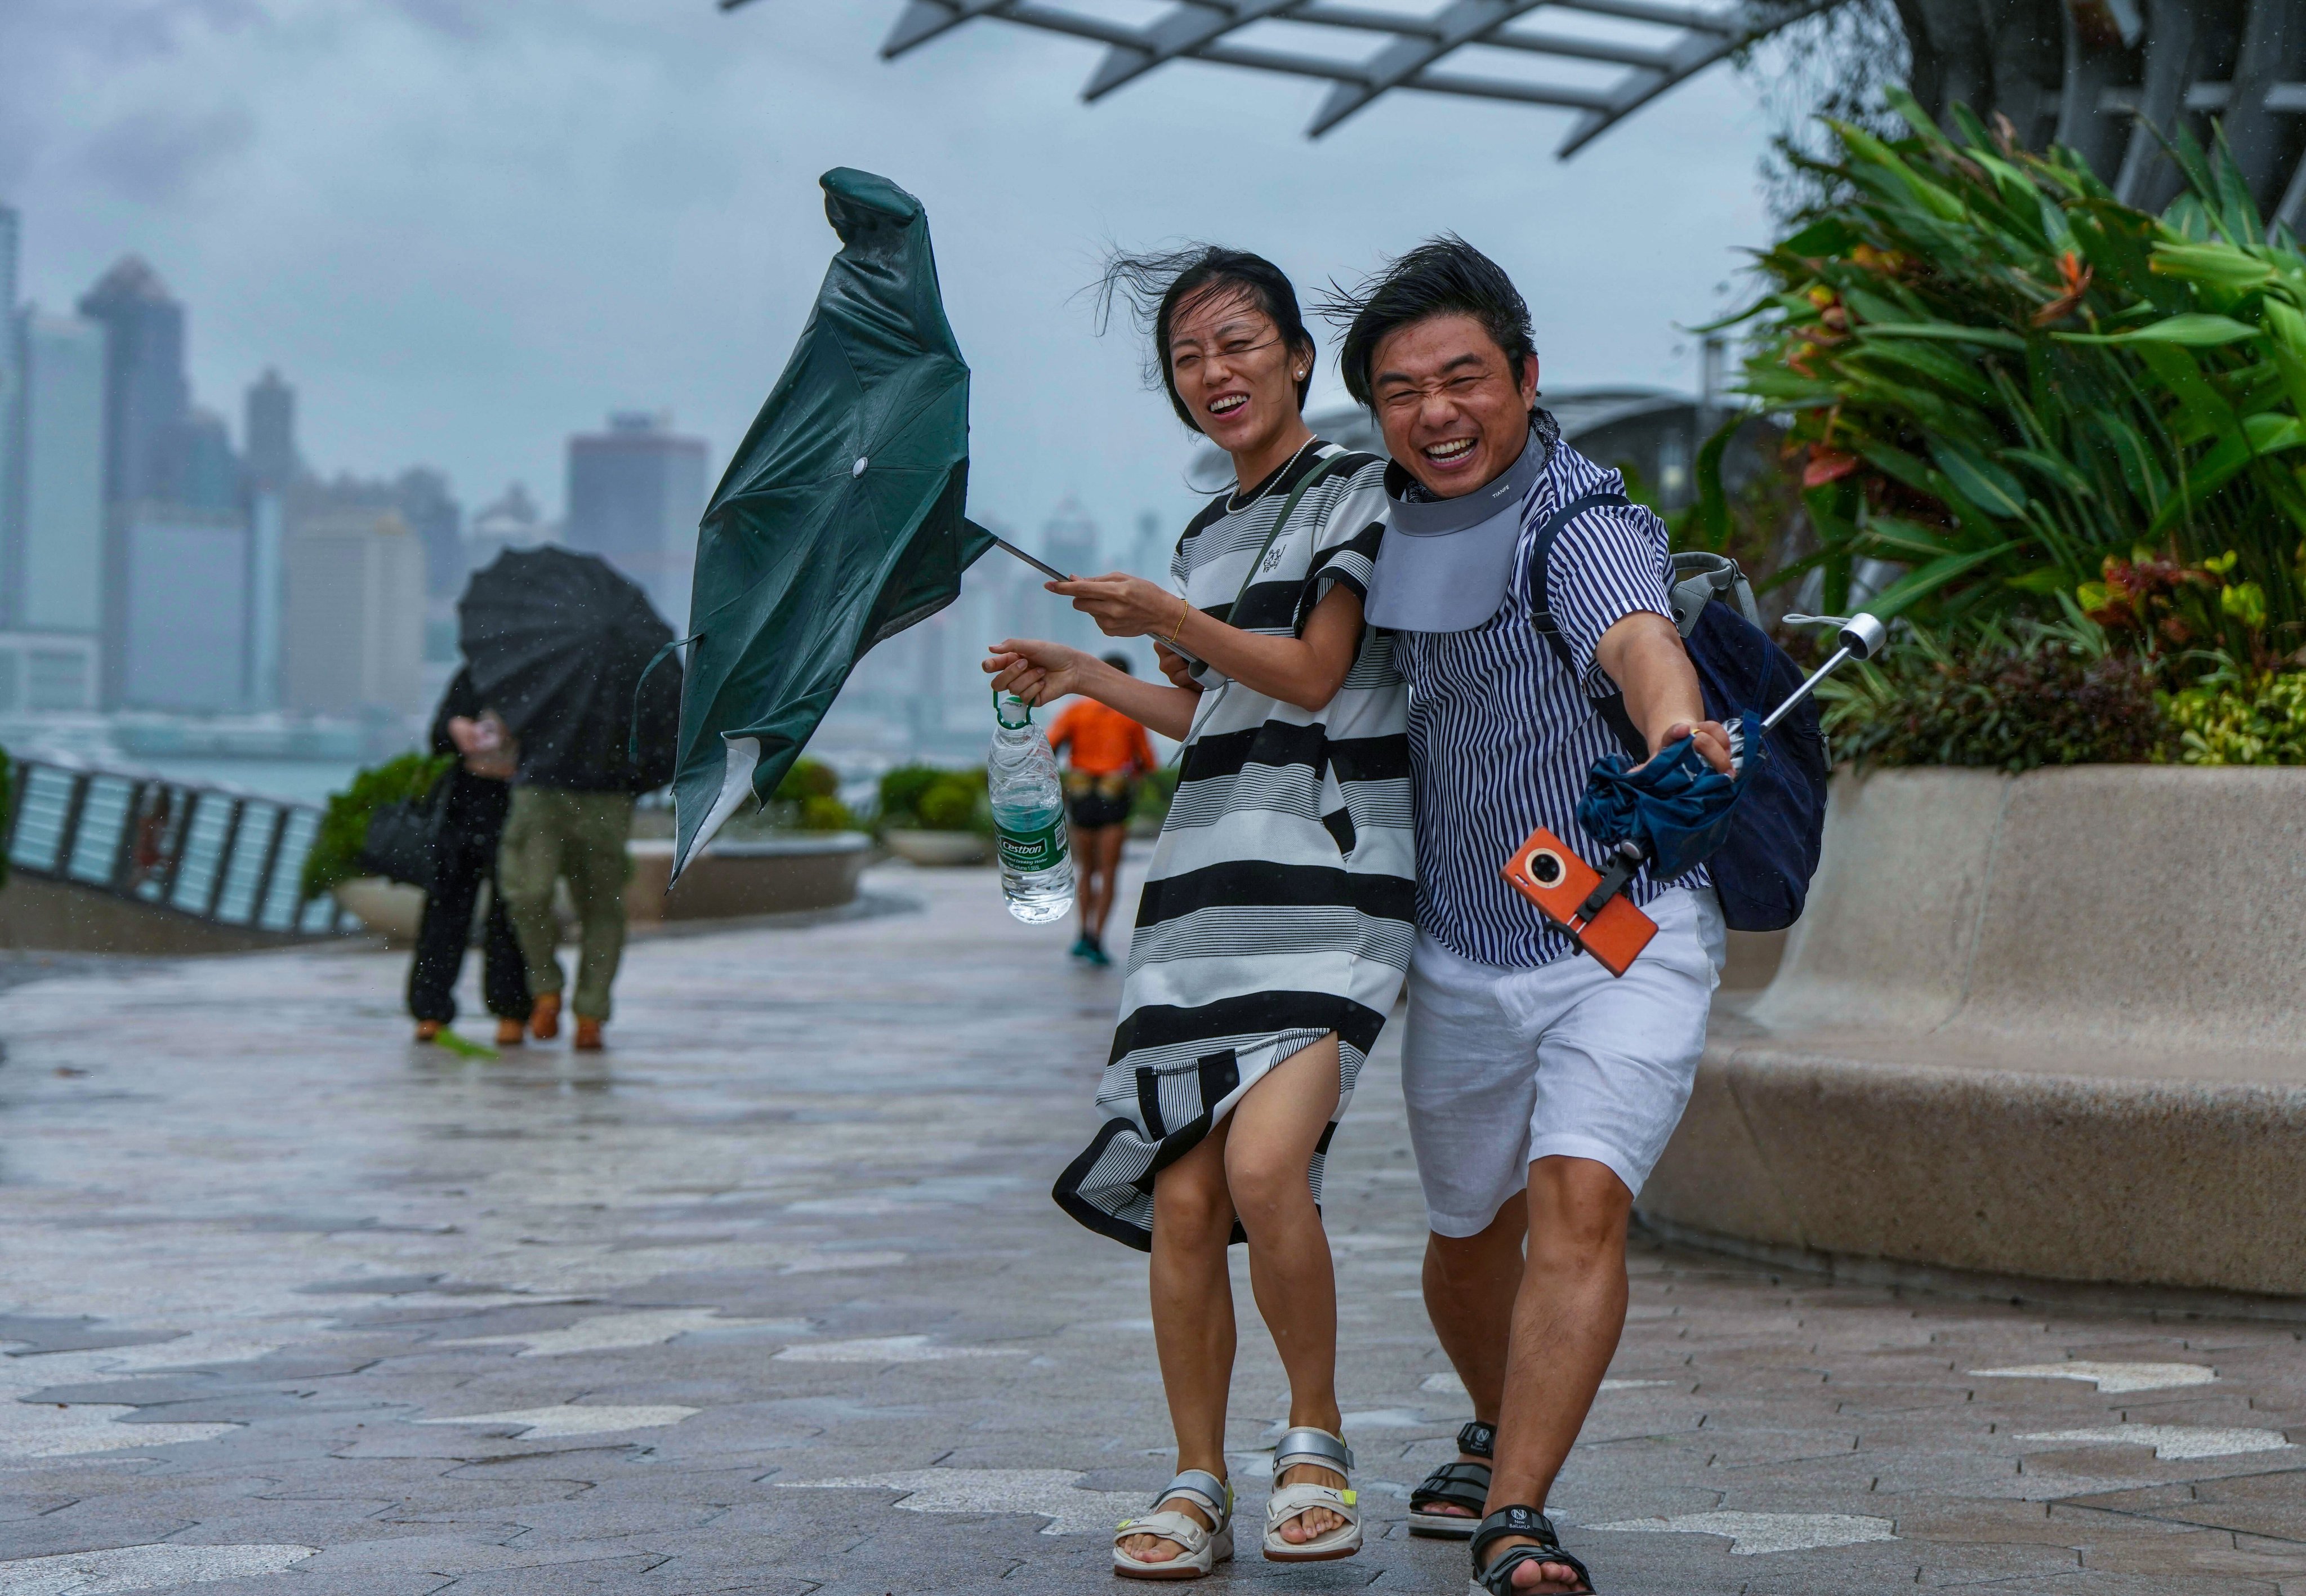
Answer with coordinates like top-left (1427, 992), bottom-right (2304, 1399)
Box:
top-left (3, 756), bottom-right (352, 937)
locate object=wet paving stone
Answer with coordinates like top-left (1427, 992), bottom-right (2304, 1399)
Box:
top-left (0, 861), bottom-right (2299, 1593)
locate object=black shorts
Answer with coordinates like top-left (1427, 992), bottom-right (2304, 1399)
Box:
top-left (1066, 782), bottom-right (1135, 831)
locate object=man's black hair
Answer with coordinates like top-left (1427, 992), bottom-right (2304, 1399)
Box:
top-left (1101, 652), bottom-right (1135, 674)
top-left (1317, 235), bottom-right (1537, 408)
top-left (1095, 245), bottom-right (1316, 433)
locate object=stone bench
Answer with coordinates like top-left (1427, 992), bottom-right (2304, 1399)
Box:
top-left (1640, 766), bottom-right (2306, 1296)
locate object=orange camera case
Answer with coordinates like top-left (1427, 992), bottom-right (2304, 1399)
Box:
top-left (1501, 826), bottom-right (1658, 978)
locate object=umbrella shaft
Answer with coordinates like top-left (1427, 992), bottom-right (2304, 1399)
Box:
top-left (1763, 645), bottom-right (1853, 732)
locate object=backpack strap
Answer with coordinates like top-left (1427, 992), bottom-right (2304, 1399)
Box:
top-left (1526, 490), bottom-right (1649, 761)
top-left (1228, 448), bottom-right (1363, 622)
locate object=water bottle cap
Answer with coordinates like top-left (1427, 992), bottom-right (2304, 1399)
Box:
top-left (993, 685), bottom-right (1034, 729)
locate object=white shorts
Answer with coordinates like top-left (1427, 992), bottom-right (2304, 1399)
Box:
top-left (1400, 886), bottom-right (1725, 1237)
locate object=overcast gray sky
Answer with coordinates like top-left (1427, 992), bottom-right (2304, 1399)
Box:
top-left (1, 1), bottom-right (1783, 556)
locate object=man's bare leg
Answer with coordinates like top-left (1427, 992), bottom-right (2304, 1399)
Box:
top-left (1085, 823), bottom-right (1127, 941)
top-left (1420, 1199), bottom-right (1528, 1523)
top-left (1475, 1155), bottom-right (1633, 1591)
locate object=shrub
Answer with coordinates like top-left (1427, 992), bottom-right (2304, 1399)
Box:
top-left (876, 764), bottom-right (987, 834)
top-left (795, 793), bottom-right (858, 832)
top-left (1132, 766), bottom-right (1180, 830)
top-left (2162, 669), bottom-right (2306, 764)
top-left (303, 752), bottom-right (455, 899)
top-left (1821, 619), bottom-right (2171, 772)
top-left (877, 764), bottom-right (945, 824)
top-left (1715, 90), bottom-right (2306, 660)
top-left (774, 758), bottom-right (840, 803)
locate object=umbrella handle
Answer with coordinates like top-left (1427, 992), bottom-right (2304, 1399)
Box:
top-left (628, 631), bottom-right (701, 763)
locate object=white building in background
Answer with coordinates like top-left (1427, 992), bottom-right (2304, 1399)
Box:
top-left (283, 507), bottom-right (423, 717)
top-left (461, 482), bottom-right (557, 578)
top-left (7, 309), bottom-right (106, 639)
top-left (0, 631), bottom-right (98, 714)
top-left (115, 505), bottom-right (249, 712)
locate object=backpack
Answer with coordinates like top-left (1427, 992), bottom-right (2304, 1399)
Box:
top-left (1528, 491), bottom-right (1830, 933)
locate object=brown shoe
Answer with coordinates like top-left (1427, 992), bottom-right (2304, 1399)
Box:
top-left (529, 993), bottom-right (561, 1041)
top-left (495, 1018), bottom-right (526, 1048)
top-left (414, 1020), bottom-right (443, 1044)
top-left (573, 1018), bottom-right (604, 1052)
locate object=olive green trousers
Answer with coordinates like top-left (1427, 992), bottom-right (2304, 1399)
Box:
top-left (497, 787), bottom-right (635, 1022)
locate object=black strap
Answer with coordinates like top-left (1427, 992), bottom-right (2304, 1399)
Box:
top-left (1225, 448), bottom-right (1363, 621)
top-left (1526, 491), bottom-right (1647, 761)
top-left (1410, 1459), bottom-right (1491, 1514)
top-left (1457, 1419), bottom-right (1497, 1460)
top-left (1473, 1506), bottom-right (1595, 1594)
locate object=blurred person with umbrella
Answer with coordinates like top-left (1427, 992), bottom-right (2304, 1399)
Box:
top-left (460, 547), bottom-right (682, 1052)
top-left (408, 666), bottom-right (530, 1046)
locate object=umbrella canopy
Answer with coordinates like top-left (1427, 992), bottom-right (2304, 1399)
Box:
top-left (668, 167), bottom-right (993, 879)
top-left (1576, 712), bottom-right (1760, 881)
top-left (458, 547), bottom-right (681, 793)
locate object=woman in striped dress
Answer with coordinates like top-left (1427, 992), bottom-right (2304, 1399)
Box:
top-left (984, 247), bottom-right (1412, 1580)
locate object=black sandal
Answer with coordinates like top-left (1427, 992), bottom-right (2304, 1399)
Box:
top-left (1470, 1505), bottom-right (1596, 1595)
top-left (1410, 1419), bottom-right (1495, 1538)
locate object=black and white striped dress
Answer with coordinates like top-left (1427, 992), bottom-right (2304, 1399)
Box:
top-left (1053, 444), bottom-right (1414, 1251)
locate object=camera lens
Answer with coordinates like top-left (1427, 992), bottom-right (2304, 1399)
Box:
top-left (1529, 851), bottom-right (1563, 886)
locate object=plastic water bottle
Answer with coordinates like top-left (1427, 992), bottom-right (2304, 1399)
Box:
top-left (988, 690), bottom-right (1074, 925)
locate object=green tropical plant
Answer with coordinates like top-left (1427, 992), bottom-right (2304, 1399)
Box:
top-left (303, 752), bottom-right (454, 899)
top-left (876, 763), bottom-right (988, 835)
top-left (1820, 614), bottom-right (2171, 771)
top-left (1712, 88), bottom-right (2306, 663)
top-left (2162, 667), bottom-right (2306, 764)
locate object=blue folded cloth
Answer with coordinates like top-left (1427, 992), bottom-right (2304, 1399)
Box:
top-left (1576, 711), bottom-right (1759, 881)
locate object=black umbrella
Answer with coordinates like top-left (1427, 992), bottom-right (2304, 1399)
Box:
top-left (458, 547), bottom-right (683, 792)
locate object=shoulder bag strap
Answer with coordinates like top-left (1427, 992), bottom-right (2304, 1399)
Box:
top-left (1524, 489), bottom-right (1648, 760)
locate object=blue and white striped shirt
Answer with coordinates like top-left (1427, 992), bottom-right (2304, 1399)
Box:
top-left (1390, 425), bottom-right (1698, 969)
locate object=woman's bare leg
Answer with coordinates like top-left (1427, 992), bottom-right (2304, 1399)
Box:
top-left (1225, 1034), bottom-right (1350, 1545)
top-left (1086, 823), bottom-right (1129, 940)
top-left (1121, 1125), bottom-right (1238, 1563)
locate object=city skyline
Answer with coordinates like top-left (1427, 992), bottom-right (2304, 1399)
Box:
top-left (0, 5), bottom-right (1778, 560)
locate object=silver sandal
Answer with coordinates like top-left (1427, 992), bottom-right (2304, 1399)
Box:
top-left (1262, 1426), bottom-right (1362, 1562)
top-left (1113, 1468), bottom-right (1233, 1580)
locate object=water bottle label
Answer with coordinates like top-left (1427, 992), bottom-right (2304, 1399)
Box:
top-left (996, 819), bottom-right (1068, 872)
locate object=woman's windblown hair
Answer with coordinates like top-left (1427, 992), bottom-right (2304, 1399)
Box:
top-left (1093, 244), bottom-right (1315, 433)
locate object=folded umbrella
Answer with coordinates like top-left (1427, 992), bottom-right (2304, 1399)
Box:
top-left (668, 166), bottom-right (994, 880)
top-left (1576, 711), bottom-right (1760, 881)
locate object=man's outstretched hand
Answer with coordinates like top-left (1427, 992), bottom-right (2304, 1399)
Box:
top-left (1660, 720), bottom-right (1735, 775)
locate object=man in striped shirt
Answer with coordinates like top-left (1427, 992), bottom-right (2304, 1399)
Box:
top-left (1332, 240), bottom-right (1734, 1595)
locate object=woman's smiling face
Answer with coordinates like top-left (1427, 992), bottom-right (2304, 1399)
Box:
top-left (1166, 287), bottom-right (1307, 457)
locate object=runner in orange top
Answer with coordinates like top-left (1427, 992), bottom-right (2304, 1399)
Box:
top-left (1049, 653), bottom-right (1159, 965)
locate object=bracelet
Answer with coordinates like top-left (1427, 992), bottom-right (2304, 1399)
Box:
top-left (1168, 595), bottom-right (1191, 644)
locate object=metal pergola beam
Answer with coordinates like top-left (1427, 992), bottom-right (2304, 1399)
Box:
top-left (724, 0), bottom-right (1836, 155)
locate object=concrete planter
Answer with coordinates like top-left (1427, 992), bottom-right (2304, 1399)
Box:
top-left (332, 877), bottom-right (426, 943)
top-left (628, 832), bottom-right (870, 921)
top-left (882, 828), bottom-right (991, 867)
top-left (1644, 764), bottom-right (2306, 1296)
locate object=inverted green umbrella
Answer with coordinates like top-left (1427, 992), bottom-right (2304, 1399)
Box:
top-left (669, 167), bottom-right (1010, 880)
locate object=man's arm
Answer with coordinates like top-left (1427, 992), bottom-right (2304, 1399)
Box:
top-left (1594, 613), bottom-right (1732, 774)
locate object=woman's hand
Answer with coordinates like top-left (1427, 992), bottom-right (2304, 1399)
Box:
top-left (1153, 641), bottom-right (1200, 691)
top-left (983, 637), bottom-right (1092, 707)
top-left (1048, 572), bottom-right (1189, 640)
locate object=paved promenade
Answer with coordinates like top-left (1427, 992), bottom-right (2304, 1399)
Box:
top-left (0, 862), bottom-right (2299, 1594)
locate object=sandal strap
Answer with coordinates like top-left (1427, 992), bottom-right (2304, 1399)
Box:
top-left (1266, 1481), bottom-right (1358, 1524)
top-left (1410, 1458), bottom-right (1491, 1512)
top-left (1151, 1468), bottom-right (1229, 1524)
top-left (1114, 1508), bottom-right (1211, 1553)
top-left (1471, 1506), bottom-right (1594, 1594)
top-left (1457, 1419), bottom-right (1497, 1459)
top-left (1272, 1425), bottom-right (1354, 1475)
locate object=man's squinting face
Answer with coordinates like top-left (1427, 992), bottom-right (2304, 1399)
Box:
top-left (1371, 314), bottom-right (1539, 499)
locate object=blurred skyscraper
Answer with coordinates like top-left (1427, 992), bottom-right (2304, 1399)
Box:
top-left (0, 207), bottom-right (104, 712)
top-left (282, 508), bottom-right (424, 717)
top-left (565, 412), bottom-right (706, 627)
top-left (463, 482), bottom-right (556, 576)
top-left (78, 258), bottom-right (192, 509)
top-left (1040, 494), bottom-right (1101, 653)
top-left (117, 506), bottom-right (249, 712)
top-left (243, 368), bottom-right (300, 492)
